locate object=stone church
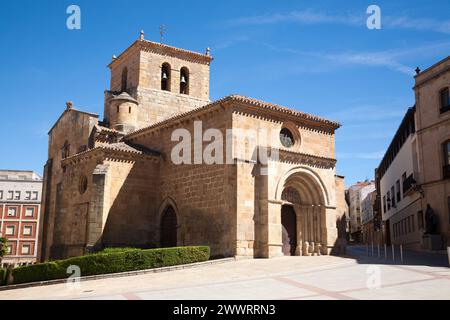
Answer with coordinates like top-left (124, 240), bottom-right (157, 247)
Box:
top-left (38, 32), bottom-right (347, 261)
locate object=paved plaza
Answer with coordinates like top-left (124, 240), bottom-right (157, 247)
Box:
top-left (1, 246), bottom-right (449, 300)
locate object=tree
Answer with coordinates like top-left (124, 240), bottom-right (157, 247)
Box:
top-left (0, 236), bottom-right (8, 262)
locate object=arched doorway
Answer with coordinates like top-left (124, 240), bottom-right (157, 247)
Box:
top-left (161, 206), bottom-right (177, 247)
top-left (276, 167), bottom-right (329, 256)
top-left (281, 205), bottom-right (297, 256)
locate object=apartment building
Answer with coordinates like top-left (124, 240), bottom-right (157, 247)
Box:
top-left (0, 170), bottom-right (42, 267)
top-left (347, 180), bottom-right (375, 241)
top-left (375, 56), bottom-right (450, 250)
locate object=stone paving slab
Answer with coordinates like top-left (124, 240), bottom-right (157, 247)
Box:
top-left (1, 250), bottom-right (449, 300)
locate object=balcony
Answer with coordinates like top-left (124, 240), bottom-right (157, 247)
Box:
top-left (444, 165), bottom-right (450, 179)
top-left (402, 174), bottom-right (416, 196)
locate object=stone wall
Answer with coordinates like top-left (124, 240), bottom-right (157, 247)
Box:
top-left (131, 109), bottom-right (237, 257)
top-left (39, 109), bottom-right (98, 261)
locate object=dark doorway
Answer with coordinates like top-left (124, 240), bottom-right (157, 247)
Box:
top-left (281, 205), bottom-right (297, 256)
top-left (161, 206), bottom-right (177, 247)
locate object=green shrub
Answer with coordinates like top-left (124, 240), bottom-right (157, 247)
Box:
top-left (12, 246), bottom-right (210, 285)
top-left (99, 247), bottom-right (140, 254)
top-left (0, 268), bottom-right (7, 286)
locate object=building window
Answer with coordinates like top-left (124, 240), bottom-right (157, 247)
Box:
top-left (280, 128), bottom-right (295, 148)
top-left (391, 186), bottom-right (395, 207)
top-left (7, 207), bottom-right (17, 217)
top-left (387, 191), bottom-right (391, 210)
top-left (5, 226), bottom-right (15, 236)
top-left (443, 141), bottom-right (450, 179)
top-left (25, 191), bottom-right (31, 200)
top-left (14, 191), bottom-right (20, 200)
top-left (6, 245), bottom-right (12, 254)
top-left (7, 191), bottom-right (13, 200)
top-left (180, 67), bottom-right (189, 95)
top-left (23, 226), bottom-right (32, 236)
top-left (32, 191), bottom-right (38, 200)
top-left (0, 190), bottom-right (2, 199)
top-left (25, 207), bottom-right (34, 217)
top-left (79, 175), bottom-right (88, 195)
top-left (121, 67), bottom-right (128, 93)
top-left (21, 244), bottom-right (31, 255)
top-left (401, 172), bottom-right (407, 196)
top-left (396, 180), bottom-right (401, 202)
top-left (440, 87), bottom-right (450, 113)
top-left (161, 63), bottom-right (171, 91)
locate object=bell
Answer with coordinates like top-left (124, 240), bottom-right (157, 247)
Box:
top-left (162, 72), bottom-right (168, 80)
top-left (181, 75), bottom-right (187, 84)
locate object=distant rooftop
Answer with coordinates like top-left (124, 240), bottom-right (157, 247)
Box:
top-left (0, 170), bottom-right (42, 181)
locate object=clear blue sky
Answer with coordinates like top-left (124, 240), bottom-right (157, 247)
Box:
top-left (0, 0), bottom-right (449, 186)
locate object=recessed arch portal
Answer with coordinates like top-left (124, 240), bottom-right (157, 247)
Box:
top-left (275, 166), bottom-right (330, 256)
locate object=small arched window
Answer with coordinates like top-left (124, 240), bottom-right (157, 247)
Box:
top-left (121, 67), bottom-right (128, 93)
top-left (180, 67), bottom-right (189, 95)
top-left (161, 63), bottom-right (171, 91)
top-left (439, 87), bottom-right (449, 113)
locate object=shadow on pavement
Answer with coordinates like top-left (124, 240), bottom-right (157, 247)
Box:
top-left (345, 245), bottom-right (449, 268)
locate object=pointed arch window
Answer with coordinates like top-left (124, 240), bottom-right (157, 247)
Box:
top-left (121, 67), bottom-right (128, 93)
top-left (161, 63), bottom-right (171, 91)
top-left (180, 67), bottom-right (189, 95)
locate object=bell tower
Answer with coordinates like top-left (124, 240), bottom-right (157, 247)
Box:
top-left (103, 31), bottom-right (213, 131)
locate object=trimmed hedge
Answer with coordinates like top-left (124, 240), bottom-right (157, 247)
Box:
top-left (99, 247), bottom-right (140, 254)
top-left (11, 246), bottom-right (210, 285)
top-left (0, 268), bottom-right (6, 286)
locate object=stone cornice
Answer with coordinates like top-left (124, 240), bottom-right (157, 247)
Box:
top-left (267, 147), bottom-right (337, 169)
top-left (108, 39), bottom-right (213, 69)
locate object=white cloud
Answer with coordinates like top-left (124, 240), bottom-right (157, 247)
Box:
top-left (228, 9), bottom-right (450, 35)
top-left (229, 9), bottom-right (363, 27)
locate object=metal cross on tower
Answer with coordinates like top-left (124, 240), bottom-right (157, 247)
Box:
top-left (159, 24), bottom-right (166, 43)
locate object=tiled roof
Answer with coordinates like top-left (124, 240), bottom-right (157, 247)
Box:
top-left (125, 94), bottom-right (340, 140)
top-left (62, 142), bottom-right (160, 164)
top-left (94, 124), bottom-right (122, 135)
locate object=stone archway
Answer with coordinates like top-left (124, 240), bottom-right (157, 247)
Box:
top-left (276, 168), bottom-right (330, 257)
top-left (160, 206), bottom-right (177, 247)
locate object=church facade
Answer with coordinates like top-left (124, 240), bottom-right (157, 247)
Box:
top-left (38, 33), bottom-right (347, 261)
